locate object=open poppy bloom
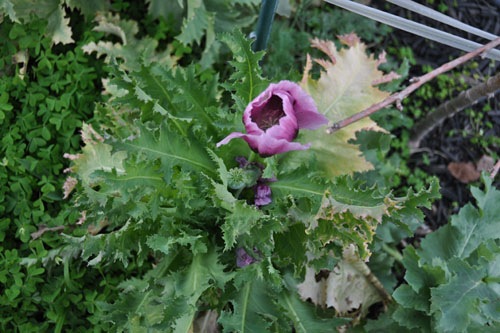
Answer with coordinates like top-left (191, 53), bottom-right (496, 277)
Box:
top-left (217, 80), bottom-right (328, 156)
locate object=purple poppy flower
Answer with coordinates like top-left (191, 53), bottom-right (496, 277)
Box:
top-left (217, 80), bottom-right (328, 156)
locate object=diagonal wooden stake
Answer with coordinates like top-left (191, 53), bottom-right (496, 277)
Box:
top-left (409, 72), bottom-right (500, 151)
top-left (326, 37), bottom-right (500, 134)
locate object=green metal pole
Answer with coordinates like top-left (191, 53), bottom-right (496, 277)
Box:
top-left (252, 0), bottom-right (279, 52)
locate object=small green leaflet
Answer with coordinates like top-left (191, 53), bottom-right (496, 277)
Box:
top-left (220, 30), bottom-right (269, 109)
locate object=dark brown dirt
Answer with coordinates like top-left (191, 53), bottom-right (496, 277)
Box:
top-left (378, 0), bottom-right (500, 228)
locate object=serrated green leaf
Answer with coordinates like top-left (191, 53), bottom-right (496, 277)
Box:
top-left (386, 178), bottom-right (441, 236)
top-left (0, 0), bottom-right (18, 22)
top-left (271, 167), bottom-right (327, 202)
top-left (45, 2), bottom-right (73, 44)
top-left (177, 1), bottom-right (211, 46)
top-left (167, 66), bottom-right (219, 130)
top-left (173, 249), bottom-right (231, 332)
top-left (221, 201), bottom-right (264, 250)
top-left (220, 30), bottom-right (269, 109)
top-left (173, 1), bottom-right (258, 67)
top-left (274, 223), bottom-right (308, 273)
top-left (11, 0), bottom-right (73, 44)
top-left (219, 276), bottom-right (276, 333)
top-left (82, 13), bottom-right (176, 71)
top-left (311, 177), bottom-right (404, 259)
top-left (71, 125), bottom-right (127, 186)
top-left (98, 262), bottom-right (190, 330)
top-left (119, 123), bottom-right (215, 182)
top-left (176, 249), bottom-right (230, 300)
top-left (277, 288), bottom-right (347, 333)
top-left (147, 233), bottom-right (207, 256)
top-left (114, 64), bottom-right (219, 135)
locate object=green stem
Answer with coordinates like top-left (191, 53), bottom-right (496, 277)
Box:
top-left (247, 151), bottom-right (257, 163)
top-left (382, 243), bottom-right (403, 264)
top-left (252, 0), bottom-right (279, 52)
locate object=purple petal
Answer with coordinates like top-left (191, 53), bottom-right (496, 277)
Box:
top-left (255, 183), bottom-right (272, 206)
top-left (218, 80), bottom-right (327, 156)
top-left (236, 248), bottom-right (257, 267)
top-left (269, 80), bottom-right (329, 130)
top-left (235, 156), bottom-right (248, 168)
top-left (242, 133), bottom-right (310, 156)
top-left (216, 132), bottom-right (246, 147)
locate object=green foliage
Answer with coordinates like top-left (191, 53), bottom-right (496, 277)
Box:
top-left (5, 1), bottom-right (496, 332)
top-left (220, 30), bottom-right (269, 109)
top-left (175, 0), bottom-right (260, 66)
top-left (0, 15), bottom-right (109, 331)
top-left (263, 2), bottom-right (391, 80)
top-left (456, 106), bottom-right (500, 159)
top-left (310, 177), bottom-right (440, 262)
top-left (375, 176), bottom-right (500, 333)
top-left (51, 25), bottom-right (439, 330)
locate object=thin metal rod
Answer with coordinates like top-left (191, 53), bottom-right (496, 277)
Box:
top-left (324, 0), bottom-right (500, 61)
top-left (387, 0), bottom-right (498, 41)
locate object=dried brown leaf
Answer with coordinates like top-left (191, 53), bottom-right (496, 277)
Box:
top-left (448, 161), bottom-right (480, 183)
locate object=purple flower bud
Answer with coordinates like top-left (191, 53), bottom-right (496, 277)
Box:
top-left (236, 248), bottom-right (257, 267)
top-left (254, 183), bottom-right (272, 207)
top-left (217, 81), bottom-right (328, 156)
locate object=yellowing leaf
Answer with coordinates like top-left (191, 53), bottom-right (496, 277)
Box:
top-left (46, 3), bottom-right (74, 45)
top-left (299, 34), bottom-right (392, 177)
top-left (298, 246), bottom-right (386, 318)
top-left (82, 13), bottom-right (177, 71)
top-left (309, 177), bottom-right (403, 260)
top-left (10, 0), bottom-right (73, 44)
top-left (69, 123), bottom-right (127, 185)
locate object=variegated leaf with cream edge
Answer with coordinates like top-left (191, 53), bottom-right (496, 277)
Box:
top-left (297, 245), bottom-right (388, 319)
top-left (298, 33), bottom-right (398, 178)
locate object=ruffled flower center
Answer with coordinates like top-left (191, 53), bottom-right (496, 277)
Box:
top-left (251, 95), bottom-right (285, 131)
